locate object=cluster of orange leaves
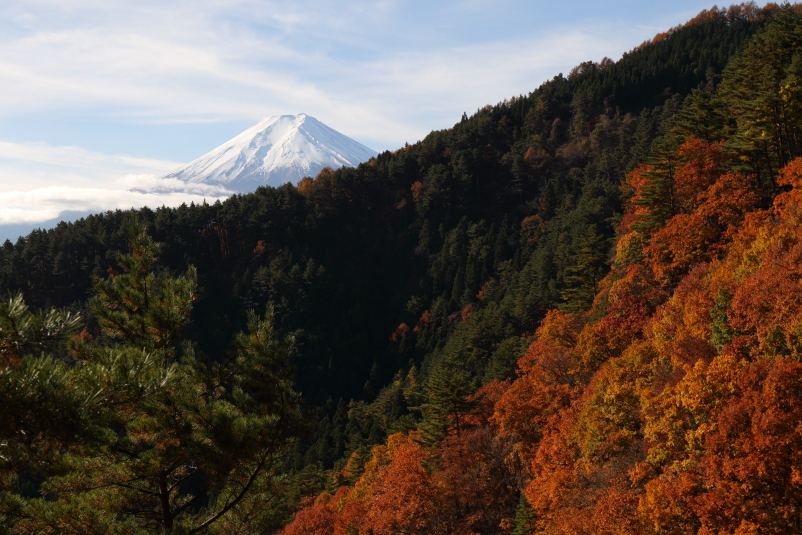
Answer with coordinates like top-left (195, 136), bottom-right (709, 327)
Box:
top-left (281, 150), bottom-right (802, 534)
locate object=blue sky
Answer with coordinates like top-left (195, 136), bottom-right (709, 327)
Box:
top-left (0, 0), bottom-right (726, 238)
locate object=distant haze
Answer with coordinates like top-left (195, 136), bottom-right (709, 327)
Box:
top-left (164, 114), bottom-right (378, 193)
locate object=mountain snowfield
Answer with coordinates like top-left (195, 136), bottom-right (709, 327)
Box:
top-left (163, 114), bottom-right (377, 192)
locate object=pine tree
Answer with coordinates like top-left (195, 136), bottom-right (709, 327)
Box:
top-left (560, 225), bottom-right (608, 312)
top-left (511, 494), bottom-right (537, 535)
top-left (674, 88), bottom-right (728, 143)
top-left (711, 287), bottom-right (738, 353)
top-left (0, 223), bottom-right (303, 534)
top-left (717, 7), bottom-right (802, 187)
top-left (92, 218), bottom-right (197, 352)
top-left (0, 292), bottom-right (81, 363)
top-left (417, 360), bottom-right (474, 446)
top-left (631, 135), bottom-right (684, 232)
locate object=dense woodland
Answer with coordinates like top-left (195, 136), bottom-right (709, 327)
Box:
top-left (2, 2), bottom-right (802, 533)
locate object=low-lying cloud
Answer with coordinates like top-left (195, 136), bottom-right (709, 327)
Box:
top-left (0, 140), bottom-right (232, 236)
top-left (0, 182), bottom-right (232, 225)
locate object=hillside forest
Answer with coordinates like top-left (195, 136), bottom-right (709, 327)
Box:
top-left (2, 3), bottom-right (802, 534)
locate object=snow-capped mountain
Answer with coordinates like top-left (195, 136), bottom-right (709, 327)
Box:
top-left (163, 114), bottom-right (377, 192)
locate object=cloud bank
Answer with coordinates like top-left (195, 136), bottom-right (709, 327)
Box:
top-left (0, 184), bottom-right (230, 224)
top-left (0, 140), bottom-right (231, 238)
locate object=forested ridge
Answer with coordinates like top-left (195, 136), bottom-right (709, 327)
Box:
top-left (2, 3), bottom-right (802, 533)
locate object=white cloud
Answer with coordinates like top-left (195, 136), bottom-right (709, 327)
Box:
top-left (118, 174), bottom-right (232, 196)
top-left (0, 140), bottom-right (230, 227)
top-left (0, 183), bottom-right (231, 225)
top-left (0, 0), bottom-right (656, 151)
top-left (0, 184), bottom-right (230, 225)
top-left (0, 139), bottom-right (182, 192)
top-left (0, 140), bottom-right (179, 176)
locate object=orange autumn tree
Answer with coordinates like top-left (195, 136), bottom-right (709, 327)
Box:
top-left (487, 144), bottom-right (802, 533)
top-left (639, 158), bottom-right (802, 532)
top-left (279, 143), bottom-right (802, 535)
top-left (360, 434), bottom-right (439, 535)
top-left (693, 358), bottom-right (802, 532)
top-left (492, 310), bottom-right (577, 462)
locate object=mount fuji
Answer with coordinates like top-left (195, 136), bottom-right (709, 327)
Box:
top-left (163, 114), bottom-right (377, 193)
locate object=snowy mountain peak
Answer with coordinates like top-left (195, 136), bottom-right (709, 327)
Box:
top-left (163, 114), bottom-right (377, 193)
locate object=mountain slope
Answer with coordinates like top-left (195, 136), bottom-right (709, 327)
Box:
top-left (0, 5), bottom-right (794, 533)
top-left (164, 114), bottom-right (377, 192)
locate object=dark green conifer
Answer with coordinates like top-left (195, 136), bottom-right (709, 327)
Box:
top-left (560, 225), bottom-right (608, 312)
top-left (417, 360), bottom-right (474, 446)
top-left (511, 494), bottom-right (537, 535)
top-left (717, 6), bottom-right (802, 186)
top-left (711, 288), bottom-right (737, 353)
top-left (0, 224), bottom-right (303, 534)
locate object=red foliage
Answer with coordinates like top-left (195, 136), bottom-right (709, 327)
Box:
top-left (414, 310), bottom-right (431, 332)
top-left (362, 435), bottom-right (437, 535)
top-left (279, 501), bottom-right (335, 535)
top-left (523, 407), bottom-right (581, 531)
top-left (622, 163), bottom-right (653, 232)
top-left (280, 152), bottom-right (802, 534)
top-left (648, 263), bottom-right (717, 371)
top-left (434, 426), bottom-right (519, 534)
top-left (603, 265), bottom-right (668, 337)
top-left (296, 176), bottom-right (315, 195)
top-left (589, 482), bottom-right (642, 535)
top-left (491, 348), bottom-right (573, 460)
top-left (390, 322), bottom-right (412, 342)
top-left (693, 358), bottom-right (802, 533)
top-left (644, 166), bottom-right (758, 286)
top-left (411, 180), bottom-right (424, 203)
top-left (775, 157), bottom-right (802, 221)
top-left (673, 138), bottom-right (727, 212)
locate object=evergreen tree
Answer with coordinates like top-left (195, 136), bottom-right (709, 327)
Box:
top-left (0, 225), bottom-right (303, 534)
top-left (511, 494), bottom-right (537, 535)
top-left (417, 359), bottom-right (474, 446)
top-left (711, 287), bottom-right (738, 353)
top-left (631, 136), bottom-right (684, 232)
top-left (560, 224), bottom-right (608, 312)
top-left (674, 88), bottom-right (728, 144)
top-left (92, 218), bottom-right (197, 352)
top-left (717, 6), bottom-right (802, 186)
